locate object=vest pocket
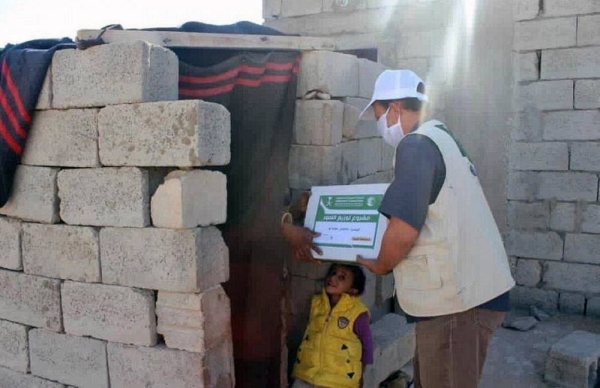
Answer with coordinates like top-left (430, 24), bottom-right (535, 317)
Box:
top-left (400, 255), bottom-right (443, 290)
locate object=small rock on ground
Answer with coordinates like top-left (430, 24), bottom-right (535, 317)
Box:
top-left (530, 306), bottom-right (551, 322)
top-left (503, 316), bottom-right (538, 331)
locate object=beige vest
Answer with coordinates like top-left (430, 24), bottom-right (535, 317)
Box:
top-left (393, 120), bottom-right (515, 317)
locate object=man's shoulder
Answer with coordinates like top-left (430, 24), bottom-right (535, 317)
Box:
top-left (399, 133), bottom-right (441, 157)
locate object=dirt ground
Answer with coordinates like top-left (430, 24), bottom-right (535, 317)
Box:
top-left (480, 309), bottom-right (600, 388)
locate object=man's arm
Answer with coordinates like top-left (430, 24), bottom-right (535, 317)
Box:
top-left (357, 134), bottom-right (445, 274)
top-left (357, 217), bottom-right (418, 275)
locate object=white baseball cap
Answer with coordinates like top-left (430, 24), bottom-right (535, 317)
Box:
top-left (359, 69), bottom-right (427, 119)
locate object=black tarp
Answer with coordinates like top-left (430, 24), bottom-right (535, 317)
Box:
top-left (0, 38), bottom-right (74, 207)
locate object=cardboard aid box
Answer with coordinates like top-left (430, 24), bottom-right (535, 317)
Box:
top-left (304, 184), bottom-right (390, 262)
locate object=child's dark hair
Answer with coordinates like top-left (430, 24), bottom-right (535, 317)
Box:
top-left (326, 263), bottom-right (367, 295)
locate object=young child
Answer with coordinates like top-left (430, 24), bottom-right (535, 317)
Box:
top-left (292, 263), bottom-right (373, 388)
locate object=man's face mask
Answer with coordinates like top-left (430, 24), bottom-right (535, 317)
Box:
top-left (377, 107), bottom-right (404, 148)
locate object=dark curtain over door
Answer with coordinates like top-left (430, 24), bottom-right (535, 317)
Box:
top-left (173, 22), bottom-right (298, 387)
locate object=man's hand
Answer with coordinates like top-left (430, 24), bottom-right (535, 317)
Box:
top-left (282, 223), bottom-right (323, 264)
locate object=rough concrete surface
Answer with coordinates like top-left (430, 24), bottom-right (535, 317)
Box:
top-left (481, 310), bottom-right (600, 387)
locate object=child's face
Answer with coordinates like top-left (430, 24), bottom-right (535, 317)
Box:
top-left (325, 266), bottom-right (356, 296)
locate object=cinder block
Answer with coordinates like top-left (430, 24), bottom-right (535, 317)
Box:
top-left (509, 256), bottom-right (518, 278)
top-left (281, 0), bottom-right (321, 16)
top-left (363, 314), bottom-right (415, 387)
top-left (571, 143), bottom-right (600, 172)
top-left (297, 51), bottom-right (359, 97)
top-left (381, 142), bottom-right (395, 171)
top-left (0, 270), bottom-right (61, 331)
top-left (544, 261), bottom-right (600, 293)
top-left (515, 52), bottom-right (540, 82)
top-left (62, 281), bottom-right (156, 346)
top-left (0, 319), bottom-right (28, 373)
top-left (515, 259), bottom-right (542, 287)
top-left (339, 141), bottom-right (359, 183)
top-left (99, 100), bottom-right (230, 167)
top-left (107, 342), bottom-right (234, 388)
top-left (544, 331), bottom-right (600, 387)
top-left (324, 0), bottom-right (367, 12)
top-left (559, 293), bottom-right (585, 315)
top-left (550, 202), bottom-right (576, 231)
top-left (510, 286), bottom-right (559, 311)
top-left (574, 80), bottom-right (600, 110)
top-left (564, 234), bottom-right (600, 265)
top-left (22, 224), bottom-right (100, 282)
top-left (22, 109), bottom-right (99, 167)
top-left (287, 260), bottom-right (330, 280)
top-left (0, 166), bottom-right (59, 224)
top-left (377, 273), bottom-right (394, 304)
top-left (358, 59), bottom-right (387, 99)
top-left (58, 167), bottom-right (149, 227)
top-left (577, 14), bottom-right (600, 46)
top-left (0, 217), bottom-right (21, 270)
top-left (367, 0), bottom-right (397, 8)
top-left (395, 29), bottom-right (445, 59)
top-left (29, 329), bottom-right (108, 388)
top-left (0, 366), bottom-right (64, 388)
top-left (52, 41), bottom-right (178, 109)
top-left (587, 297), bottom-right (600, 318)
top-left (35, 69), bottom-right (52, 110)
top-left (293, 100), bottom-right (344, 146)
top-left (505, 230), bottom-right (563, 260)
top-left (342, 103), bottom-right (379, 140)
top-left (513, 0), bottom-right (540, 20)
top-left (289, 145), bottom-right (343, 189)
top-left (514, 18), bottom-right (576, 51)
top-left (343, 97), bottom-right (371, 119)
top-left (509, 142), bottom-right (569, 170)
top-left (507, 171), bottom-right (536, 200)
top-left (544, 0), bottom-right (600, 16)
top-left (513, 107), bottom-right (543, 141)
top-left (351, 170), bottom-right (394, 185)
top-left (157, 286), bottom-right (232, 353)
top-left (581, 204), bottom-right (600, 233)
top-left (542, 47), bottom-right (600, 80)
top-left (361, 270), bottom-right (376, 309)
top-left (537, 172), bottom-right (597, 201)
top-left (151, 170), bottom-right (226, 229)
top-left (358, 138), bottom-right (383, 177)
top-left (543, 110), bottom-right (600, 140)
top-left (263, 0), bottom-right (281, 19)
top-left (264, 8), bottom-right (385, 37)
top-left (507, 201), bottom-right (549, 229)
top-left (343, 104), bottom-right (361, 140)
top-left (517, 81), bottom-right (573, 111)
top-left (392, 57), bottom-right (429, 80)
top-left (100, 227), bottom-right (228, 292)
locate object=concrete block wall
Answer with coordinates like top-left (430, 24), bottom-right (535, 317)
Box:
top-left (287, 50), bottom-right (395, 318)
top-left (286, 50), bottom-right (412, 386)
top-left (509, 0), bottom-right (600, 317)
top-left (0, 41), bottom-right (234, 388)
top-left (265, 0), bottom-right (514, 236)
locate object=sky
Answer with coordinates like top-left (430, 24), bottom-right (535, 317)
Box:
top-left (0, 0), bottom-right (264, 47)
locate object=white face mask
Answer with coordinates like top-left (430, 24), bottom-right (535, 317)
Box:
top-left (377, 107), bottom-right (405, 148)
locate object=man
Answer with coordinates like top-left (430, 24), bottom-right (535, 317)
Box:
top-left (357, 69), bottom-right (515, 388)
